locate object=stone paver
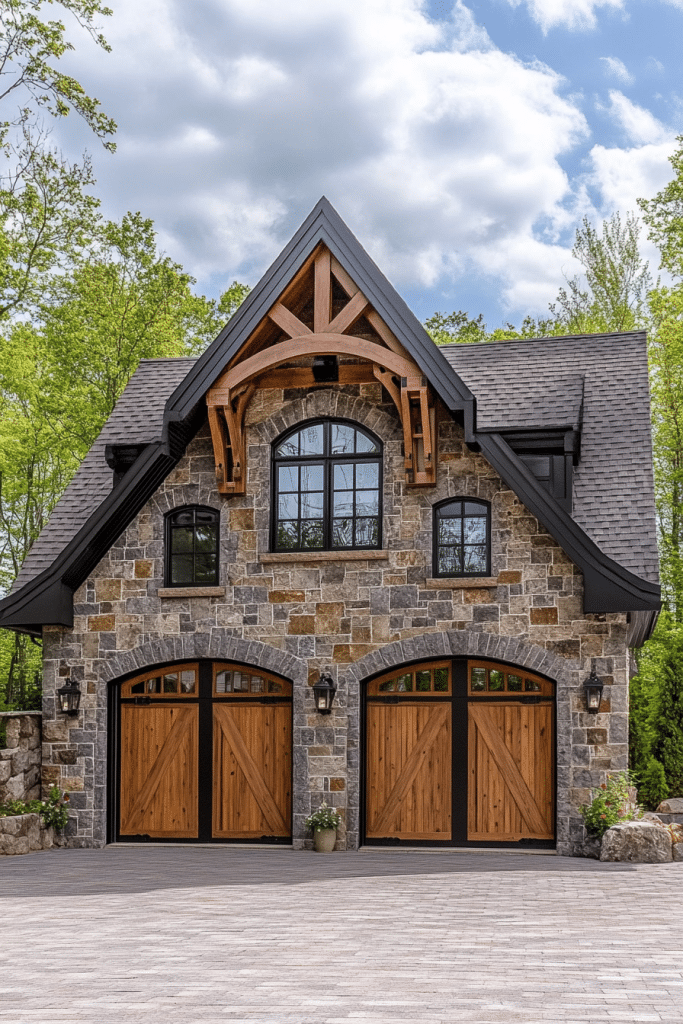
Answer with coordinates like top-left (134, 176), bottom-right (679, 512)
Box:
top-left (1, 847), bottom-right (682, 1023)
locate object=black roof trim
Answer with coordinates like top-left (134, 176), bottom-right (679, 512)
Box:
top-left (165, 197), bottom-right (475, 429)
top-left (0, 442), bottom-right (179, 631)
top-left (477, 433), bottom-right (661, 613)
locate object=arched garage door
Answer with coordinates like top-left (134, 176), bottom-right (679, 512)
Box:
top-left (364, 659), bottom-right (555, 848)
top-left (115, 661), bottom-right (292, 843)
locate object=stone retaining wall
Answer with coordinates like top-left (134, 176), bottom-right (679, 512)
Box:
top-left (0, 712), bottom-right (41, 803)
top-left (0, 812), bottom-right (64, 855)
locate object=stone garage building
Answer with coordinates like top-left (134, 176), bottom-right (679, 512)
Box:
top-left (0, 199), bottom-right (660, 856)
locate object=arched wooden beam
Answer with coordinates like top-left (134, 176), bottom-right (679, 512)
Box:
top-left (206, 333), bottom-right (435, 493)
top-left (208, 334), bottom-right (423, 399)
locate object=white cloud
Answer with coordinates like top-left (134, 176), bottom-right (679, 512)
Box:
top-left (605, 90), bottom-right (670, 144)
top-left (52, 0), bottom-right (596, 316)
top-left (504, 0), bottom-right (625, 32)
top-left (600, 57), bottom-right (633, 85)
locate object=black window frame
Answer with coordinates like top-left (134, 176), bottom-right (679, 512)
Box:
top-left (432, 497), bottom-right (491, 578)
top-left (271, 418), bottom-right (383, 553)
top-left (164, 505), bottom-right (220, 587)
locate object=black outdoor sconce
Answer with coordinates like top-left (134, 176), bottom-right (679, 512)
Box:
top-left (57, 677), bottom-right (82, 717)
top-left (312, 671), bottom-right (337, 714)
top-left (583, 666), bottom-right (604, 714)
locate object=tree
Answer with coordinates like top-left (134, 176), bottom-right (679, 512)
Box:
top-left (639, 134), bottom-right (683, 280)
top-left (0, 0), bottom-right (116, 144)
top-left (553, 213), bottom-right (651, 334)
top-left (425, 212), bottom-right (651, 347)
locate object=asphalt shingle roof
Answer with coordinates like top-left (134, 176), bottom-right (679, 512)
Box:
top-left (10, 332), bottom-right (659, 595)
top-left (442, 332), bottom-right (659, 584)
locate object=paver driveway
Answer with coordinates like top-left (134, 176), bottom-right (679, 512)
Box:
top-left (1, 846), bottom-right (682, 1023)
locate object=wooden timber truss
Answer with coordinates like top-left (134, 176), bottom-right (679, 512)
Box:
top-left (206, 244), bottom-right (437, 495)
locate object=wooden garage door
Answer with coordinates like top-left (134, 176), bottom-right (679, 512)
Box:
top-left (117, 661), bottom-right (292, 842)
top-left (120, 703), bottom-right (199, 838)
top-left (366, 663), bottom-right (452, 841)
top-left (364, 659), bottom-right (555, 846)
top-left (213, 702), bottom-right (292, 839)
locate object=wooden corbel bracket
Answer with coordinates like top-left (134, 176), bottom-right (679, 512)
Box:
top-left (206, 333), bottom-right (437, 495)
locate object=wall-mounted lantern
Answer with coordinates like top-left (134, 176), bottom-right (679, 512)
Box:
top-left (583, 666), bottom-right (604, 714)
top-left (57, 678), bottom-right (82, 717)
top-left (312, 671), bottom-right (337, 714)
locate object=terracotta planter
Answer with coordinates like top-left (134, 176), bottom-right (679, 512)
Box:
top-left (313, 827), bottom-right (337, 852)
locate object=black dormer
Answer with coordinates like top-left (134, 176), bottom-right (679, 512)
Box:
top-left (501, 428), bottom-right (580, 512)
top-left (105, 443), bottom-right (148, 486)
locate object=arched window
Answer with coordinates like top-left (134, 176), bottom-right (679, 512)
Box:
top-left (272, 420), bottom-right (382, 551)
top-left (433, 498), bottom-right (490, 577)
top-left (165, 506), bottom-right (219, 586)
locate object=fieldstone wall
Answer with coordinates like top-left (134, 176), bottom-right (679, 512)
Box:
top-left (0, 712), bottom-right (41, 803)
top-left (40, 384), bottom-right (630, 855)
top-left (0, 813), bottom-right (64, 855)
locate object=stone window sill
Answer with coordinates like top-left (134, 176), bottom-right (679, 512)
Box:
top-left (260, 550), bottom-right (389, 564)
top-left (157, 586), bottom-right (226, 598)
top-left (424, 577), bottom-right (499, 589)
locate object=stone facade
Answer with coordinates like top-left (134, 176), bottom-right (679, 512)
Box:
top-left (0, 712), bottom-right (42, 803)
top-left (40, 385), bottom-right (630, 855)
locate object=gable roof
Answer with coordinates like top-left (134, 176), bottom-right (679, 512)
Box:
top-left (0, 199), bottom-right (660, 636)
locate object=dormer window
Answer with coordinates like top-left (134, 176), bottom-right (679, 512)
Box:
top-left (433, 498), bottom-right (491, 577)
top-left (165, 506), bottom-right (219, 586)
top-left (272, 420), bottom-right (382, 551)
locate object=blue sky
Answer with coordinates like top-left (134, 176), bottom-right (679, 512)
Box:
top-left (55, 0), bottom-right (683, 331)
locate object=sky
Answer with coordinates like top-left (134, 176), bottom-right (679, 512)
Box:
top-left (52, 0), bottom-right (683, 330)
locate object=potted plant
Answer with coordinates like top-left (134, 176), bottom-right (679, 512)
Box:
top-left (305, 801), bottom-right (342, 852)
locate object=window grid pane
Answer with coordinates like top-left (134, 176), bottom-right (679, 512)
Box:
top-left (274, 422), bottom-right (381, 552)
top-left (435, 501), bottom-right (488, 577)
top-left (168, 508), bottom-right (219, 586)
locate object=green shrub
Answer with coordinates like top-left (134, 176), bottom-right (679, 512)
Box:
top-left (0, 786), bottom-right (70, 832)
top-left (580, 771), bottom-right (641, 839)
top-left (637, 757), bottom-right (669, 811)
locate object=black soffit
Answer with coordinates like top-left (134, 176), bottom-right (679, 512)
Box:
top-left (0, 198), bottom-right (661, 633)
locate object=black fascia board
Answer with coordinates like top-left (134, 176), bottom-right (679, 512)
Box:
top-left (477, 432), bottom-right (661, 613)
top-left (164, 197), bottom-right (475, 431)
top-left (0, 441), bottom-right (178, 632)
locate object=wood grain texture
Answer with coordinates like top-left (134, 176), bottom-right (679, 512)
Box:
top-left (313, 248), bottom-right (332, 333)
top-left (366, 701), bottom-right (451, 839)
top-left (119, 705), bottom-right (198, 838)
top-left (213, 704), bottom-right (291, 838)
top-left (468, 702), bottom-right (554, 841)
top-left (268, 302), bottom-right (312, 339)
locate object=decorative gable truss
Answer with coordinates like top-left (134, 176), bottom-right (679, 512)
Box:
top-left (206, 244), bottom-right (436, 494)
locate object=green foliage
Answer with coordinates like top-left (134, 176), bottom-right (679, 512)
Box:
top-left (639, 134), bottom-right (683, 279)
top-left (0, 785), bottom-right (70, 831)
top-left (553, 213), bottom-right (651, 334)
top-left (580, 771), bottom-right (641, 838)
top-left (304, 801), bottom-right (342, 832)
top-left (637, 758), bottom-right (669, 811)
top-left (0, 0), bottom-right (116, 145)
top-left (630, 613), bottom-right (683, 801)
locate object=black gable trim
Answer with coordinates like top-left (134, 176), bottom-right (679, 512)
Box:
top-left (165, 198), bottom-right (475, 431)
top-left (477, 433), bottom-right (660, 612)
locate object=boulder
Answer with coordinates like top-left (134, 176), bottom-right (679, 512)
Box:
top-left (673, 844), bottom-right (683, 862)
top-left (600, 820), bottom-right (673, 863)
top-left (657, 798), bottom-right (683, 814)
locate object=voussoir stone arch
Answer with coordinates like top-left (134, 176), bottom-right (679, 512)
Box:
top-left (98, 632), bottom-right (307, 687)
top-left (253, 388), bottom-right (402, 446)
top-left (344, 630), bottom-right (578, 706)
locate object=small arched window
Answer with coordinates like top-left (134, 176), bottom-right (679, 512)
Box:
top-left (433, 498), bottom-right (490, 577)
top-left (165, 506), bottom-right (219, 586)
top-left (272, 420), bottom-right (382, 551)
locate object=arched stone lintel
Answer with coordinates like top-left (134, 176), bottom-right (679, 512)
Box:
top-left (344, 630), bottom-right (577, 701)
top-left (254, 389), bottom-right (402, 446)
top-left (98, 632), bottom-right (307, 688)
